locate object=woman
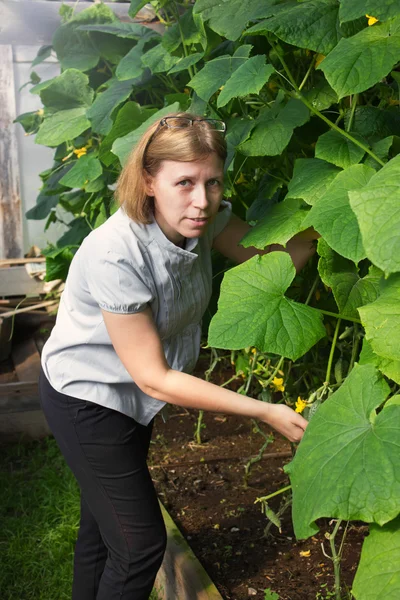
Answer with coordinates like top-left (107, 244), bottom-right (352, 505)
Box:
top-left (39, 113), bottom-right (315, 600)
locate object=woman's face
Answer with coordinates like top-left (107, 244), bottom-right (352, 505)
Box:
top-left (146, 153), bottom-right (224, 246)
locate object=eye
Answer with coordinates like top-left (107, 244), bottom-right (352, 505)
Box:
top-left (207, 178), bottom-right (221, 187)
top-left (177, 179), bottom-right (191, 187)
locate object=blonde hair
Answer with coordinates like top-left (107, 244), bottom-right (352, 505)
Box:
top-left (115, 112), bottom-right (227, 223)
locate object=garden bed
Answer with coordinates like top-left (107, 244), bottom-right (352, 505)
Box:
top-left (148, 360), bottom-right (366, 600)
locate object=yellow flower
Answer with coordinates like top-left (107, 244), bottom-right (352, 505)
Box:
top-left (36, 109), bottom-right (44, 117)
top-left (235, 172), bottom-right (247, 185)
top-left (73, 147), bottom-right (87, 159)
top-left (271, 377), bottom-right (285, 392)
top-left (314, 54), bottom-right (325, 69)
top-left (366, 14), bottom-right (378, 26)
top-left (295, 396), bottom-right (308, 414)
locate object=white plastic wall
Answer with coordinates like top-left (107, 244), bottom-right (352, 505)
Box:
top-left (13, 46), bottom-right (68, 252)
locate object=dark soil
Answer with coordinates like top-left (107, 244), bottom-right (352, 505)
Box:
top-left (148, 359), bottom-right (367, 600)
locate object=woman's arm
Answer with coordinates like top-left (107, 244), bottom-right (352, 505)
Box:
top-left (102, 307), bottom-right (308, 442)
top-left (213, 213), bottom-right (319, 272)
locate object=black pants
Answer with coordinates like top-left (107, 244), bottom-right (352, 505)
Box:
top-left (39, 368), bottom-right (167, 600)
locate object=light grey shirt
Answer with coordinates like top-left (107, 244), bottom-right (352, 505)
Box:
top-left (41, 201), bottom-right (232, 425)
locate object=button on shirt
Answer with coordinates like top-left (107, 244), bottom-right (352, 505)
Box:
top-left (41, 201), bottom-right (232, 426)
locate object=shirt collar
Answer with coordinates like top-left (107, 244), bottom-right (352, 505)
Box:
top-left (147, 217), bottom-right (199, 256)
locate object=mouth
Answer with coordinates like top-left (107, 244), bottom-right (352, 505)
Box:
top-left (188, 217), bottom-right (209, 225)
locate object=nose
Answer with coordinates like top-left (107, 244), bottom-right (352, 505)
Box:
top-left (192, 184), bottom-right (209, 210)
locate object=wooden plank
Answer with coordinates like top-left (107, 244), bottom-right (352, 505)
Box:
top-left (0, 410), bottom-right (51, 443)
top-left (0, 381), bottom-right (39, 397)
top-left (0, 265), bottom-right (46, 296)
top-left (0, 393), bottom-right (41, 414)
top-left (0, 300), bottom-right (57, 318)
top-left (156, 503), bottom-right (223, 600)
top-left (12, 338), bottom-right (41, 383)
top-left (0, 45), bottom-right (23, 259)
top-left (0, 257), bottom-right (45, 266)
top-left (0, 2), bottom-right (156, 46)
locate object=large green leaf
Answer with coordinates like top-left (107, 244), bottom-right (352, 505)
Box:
top-left (25, 194), bottom-right (60, 220)
top-left (141, 43), bottom-right (180, 74)
top-left (86, 79), bottom-right (135, 135)
top-left (304, 78), bottom-right (338, 111)
top-left (188, 45), bottom-right (252, 102)
top-left (77, 22), bottom-right (150, 39)
top-left (346, 107), bottom-right (400, 144)
top-left (285, 364), bottom-right (399, 540)
top-left (317, 239), bottom-right (382, 319)
top-left (168, 53), bottom-right (204, 75)
top-left (319, 17), bottom-right (400, 99)
top-left (302, 164), bottom-right (375, 263)
top-left (360, 339), bottom-right (400, 385)
top-left (359, 273), bottom-right (400, 362)
top-left (44, 245), bottom-right (77, 282)
top-left (340, 1), bottom-right (400, 23)
top-left (112, 102), bottom-right (180, 165)
top-left (193, 0), bottom-right (280, 41)
top-left (38, 69), bottom-right (93, 110)
top-left (35, 108), bottom-right (90, 147)
top-left (240, 199), bottom-right (309, 249)
top-left (239, 99), bottom-right (310, 157)
top-left (287, 158), bottom-right (341, 206)
top-left (52, 3), bottom-right (115, 71)
top-left (315, 130), bottom-right (365, 169)
top-left (244, 0), bottom-right (341, 55)
top-left (224, 118), bottom-right (255, 170)
top-left (217, 55), bottom-right (274, 108)
top-left (208, 251), bottom-right (326, 360)
top-left (14, 111), bottom-right (42, 135)
top-left (57, 218), bottom-right (91, 248)
top-left (59, 155), bottom-right (103, 189)
top-left (364, 135), bottom-right (397, 170)
top-left (349, 155), bottom-right (400, 274)
top-left (352, 517), bottom-right (400, 600)
top-left (99, 102), bottom-right (157, 166)
top-left (116, 35), bottom-right (153, 81)
top-left (129, 0), bottom-right (148, 19)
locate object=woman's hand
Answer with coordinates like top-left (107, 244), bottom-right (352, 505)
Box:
top-left (260, 403), bottom-right (308, 443)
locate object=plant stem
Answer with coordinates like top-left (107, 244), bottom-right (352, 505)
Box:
top-left (347, 323), bottom-right (360, 376)
top-left (243, 420), bottom-right (273, 486)
top-left (244, 350), bottom-right (258, 395)
top-left (346, 94), bottom-right (358, 133)
top-left (318, 308), bottom-right (361, 324)
top-left (325, 318), bottom-right (341, 385)
top-left (256, 484), bottom-right (291, 502)
top-left (263, 356), bottom-right (285, 388)
top-left (195, 348), bottom-right (219, 444)
top-left (272, 41), bottom-right (385, 167)
top-left (305, 274), bottom-right (319, 306)
top-left (298, 55), bottom-right (316, 91)
top-left (174, 1), bottom-right (194, 79)
top-left (329, 519), bottom-right (343, 600)
top-left (298, 92), bottom-right (385, 166)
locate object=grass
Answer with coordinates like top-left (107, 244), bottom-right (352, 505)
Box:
top-left (0, 437), bottom-right (159, 600)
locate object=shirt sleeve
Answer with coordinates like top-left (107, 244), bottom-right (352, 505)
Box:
top-left (84, 248), bottom-right (154, 314)
top-left (211, 199), bottom-right (233, 239)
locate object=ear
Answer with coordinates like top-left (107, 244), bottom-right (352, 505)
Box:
top-left (143, 172), bottom-right (154, 196)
